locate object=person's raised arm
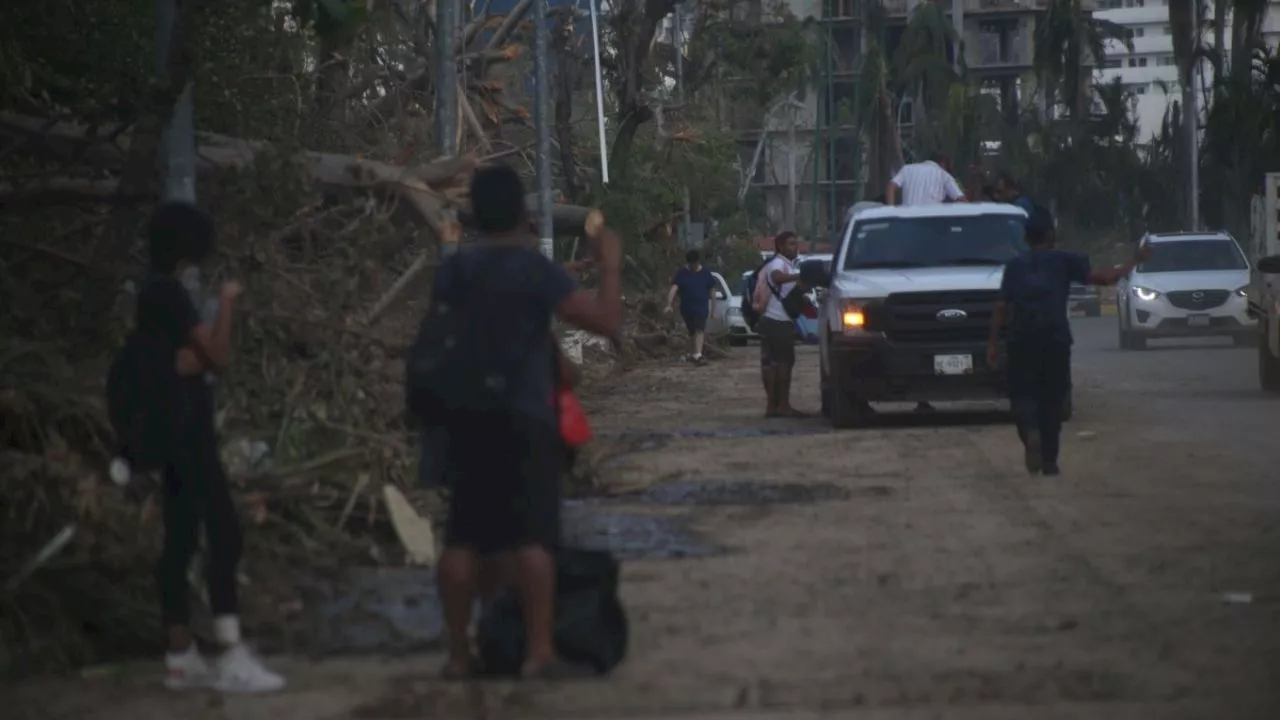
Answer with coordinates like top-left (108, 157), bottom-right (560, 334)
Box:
top-left (556, 226), bottom-right (623, 337)
top-left (185, 281), bottom-right (240, 373)
top-left (1087, 243), bottom-right (1151, 286)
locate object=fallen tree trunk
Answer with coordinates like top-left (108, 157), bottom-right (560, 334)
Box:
top-left (0, 112), bottom-right (600, 237)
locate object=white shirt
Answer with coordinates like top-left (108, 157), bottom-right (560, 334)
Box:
top-left (890, 161), bottom-right (965, 205)
top-left (754, 254), bottom-right (798, 322)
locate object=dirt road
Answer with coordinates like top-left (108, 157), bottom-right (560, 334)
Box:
top-left (10, 317), bottom-right (1280, 720)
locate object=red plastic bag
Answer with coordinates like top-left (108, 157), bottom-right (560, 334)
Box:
top-left (557, 388), bottom-right (592, 448)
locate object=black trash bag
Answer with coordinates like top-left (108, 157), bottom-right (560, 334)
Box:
top-left (476, 547), bottom-right (628, 676)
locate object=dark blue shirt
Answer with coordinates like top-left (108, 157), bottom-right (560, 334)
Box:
top-left (999, 249), bottom-right (1091, 345)
top-left (671, 266), bottom-right (716, 316)
top-left (1012, 194), bottom-right (1035, 215)
top-left (430, 243), bottom-right (577, 425)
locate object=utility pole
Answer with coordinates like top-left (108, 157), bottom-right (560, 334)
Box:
top-left (533, 0), bottom-right (554, 258)
top-left (156, 0), bottom-right (195, 205)
top-left (951, 0), bottom-right (964, 73)
top-left (1186, 7), bottom-right (1201, 230)
top-left (786, 104), bottom-right (798, 231)
top-left (436, 0), bottom-right (458, 159)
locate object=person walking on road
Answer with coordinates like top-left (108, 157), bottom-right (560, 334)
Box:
top-left (987, 205), bottom-right (1148, 476)
top-left (753, 231), bottom-right (807, 418)
top-left (665, 249), bottom-right (717, 366)
top-left (885, 151), bottom-right (968, 206)
top-left (413, 163), bottom-right (623, 680)
top-left (135, 204), bottom-right (285, 694)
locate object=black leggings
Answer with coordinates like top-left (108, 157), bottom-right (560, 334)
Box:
top-left (158, 412), bottom-right (242, 627)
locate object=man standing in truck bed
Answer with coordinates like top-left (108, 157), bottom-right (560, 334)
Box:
top-left (885, 152), bottom-right (968, 207)
top-left (885, 152), bottom-right (968, 412)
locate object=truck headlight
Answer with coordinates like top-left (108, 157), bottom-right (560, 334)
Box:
top-left (840, 301), bottom-right (873, 335)
top-left (1132, 286), bottom-right (1160, 301)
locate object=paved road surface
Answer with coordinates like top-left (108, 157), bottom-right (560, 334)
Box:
top-left (9, 318), bottom-right (1279, 720)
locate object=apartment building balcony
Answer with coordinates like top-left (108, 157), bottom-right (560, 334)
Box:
top-left (883, 0), bottom-right (1061, 20)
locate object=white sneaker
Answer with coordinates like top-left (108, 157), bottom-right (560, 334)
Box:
top-left (164, 646), bottom-right (213, 690)
top-left (213, 644), bottom-right (286, 694)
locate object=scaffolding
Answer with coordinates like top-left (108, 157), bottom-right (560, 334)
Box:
top-left (809, 0), bottom-right (870, 244)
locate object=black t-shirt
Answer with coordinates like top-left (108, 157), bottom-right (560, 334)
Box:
top-left (429, 243), bottom-right (577, 425)
top-left (135, 275), bottom-right (217, 429)
top-left (136, 275), bottom-right (199, 352)
top-left (1000, 249), bottom-right (1091, 345)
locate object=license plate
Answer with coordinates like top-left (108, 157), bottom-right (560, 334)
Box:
top-left (934, 354), bottom-right (973, 375)
top-left (1187, 314), bottom-right (1211, 327)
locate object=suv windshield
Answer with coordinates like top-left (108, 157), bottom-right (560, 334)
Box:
top-left (1138, 239), bottom-right (1247, 273)
top-left (842, 214), bottom-right (1027, 270)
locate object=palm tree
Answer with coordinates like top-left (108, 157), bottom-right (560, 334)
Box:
top-left (892, 0), bottom-right (962, 157)
top-left (1033, 0), bottom-right (1131, 119)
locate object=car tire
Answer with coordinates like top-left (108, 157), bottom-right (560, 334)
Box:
top-left (828, 384), bottom-right (873, 429)
top-left (1260, 326), bottom-right (1280, 393)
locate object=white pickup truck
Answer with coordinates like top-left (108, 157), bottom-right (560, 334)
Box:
top-left (800, 203), bottom-right (1028, 427)
top-left (1247, 172), bottom-right (1280, 391)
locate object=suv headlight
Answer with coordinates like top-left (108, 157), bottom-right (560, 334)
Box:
top-left (1235, 285), bottom-right (1248, 297)
top-left (1132, 286), bottom-right (1160, 301)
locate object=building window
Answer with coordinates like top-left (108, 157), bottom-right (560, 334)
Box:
top-left (1104, 59), bottom-right (1122, 69)
top-left (1128, 58), bottom-right (1137, 67)
top-left (1135, 85), bottom-right (1147, 95)
top-left (1131, 27), bottom-right (1145, 38)
top-left (1138, 57), bottom-right (1148, 67)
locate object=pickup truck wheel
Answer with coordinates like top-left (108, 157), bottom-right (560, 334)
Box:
top-left (829, 386), bottom-right (873, 429)
top-left (1260, 328), bottom-right (1280, 393)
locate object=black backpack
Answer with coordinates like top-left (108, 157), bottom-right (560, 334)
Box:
top-left (477, 547), bottom-right (628, 676)
top-left (105, 333), bottom-right (182, 473)
top-left (739, 254), bottom-right (778, 331)
top-left (405, 250), bottom-right (531, 426)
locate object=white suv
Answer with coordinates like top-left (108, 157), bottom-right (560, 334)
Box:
top-left (1116, 231), bottom-right (1255, 350)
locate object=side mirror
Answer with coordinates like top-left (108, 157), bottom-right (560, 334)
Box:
top-left (1257, 255), bottom-right (1280, 274)
top-left (799, 259), bottom-right (830, 288)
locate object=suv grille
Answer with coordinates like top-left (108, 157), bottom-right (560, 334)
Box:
top-left (1166, 289), bottom-right (1229, 311)
top-left (879, 290), bottom-right (1000, 344)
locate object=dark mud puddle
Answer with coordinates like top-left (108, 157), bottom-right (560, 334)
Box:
top-left (304, 567), bottom-right (445, 656)
top-left (299, 507), bottom-right (715, 655)
top-left (562, 502), bottom-right (720, 559)
top-left (631, 479), bottom-right (853, 506)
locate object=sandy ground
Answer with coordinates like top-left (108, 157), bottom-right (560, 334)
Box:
top-left (6, 317), bottom-right (1280, 720)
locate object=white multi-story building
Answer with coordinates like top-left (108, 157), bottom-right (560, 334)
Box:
top-left (1096, 0), bottom-right (1280, 143)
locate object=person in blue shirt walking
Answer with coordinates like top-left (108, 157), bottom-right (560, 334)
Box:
top-left (665, 250), bottom-right (718, 366)
top-left (986, 205), bottom-right (1149, 475)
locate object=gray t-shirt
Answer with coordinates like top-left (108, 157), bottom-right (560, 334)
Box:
top-left (430, 243), bottom-right (577, 425)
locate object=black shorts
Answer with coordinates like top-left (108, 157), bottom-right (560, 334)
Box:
top-left (681, 309), bottom-right (708, 334)
top-left (442, 411), bottom-right (562, 554)
top-left (758, 316), bottom-right (796, 366)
